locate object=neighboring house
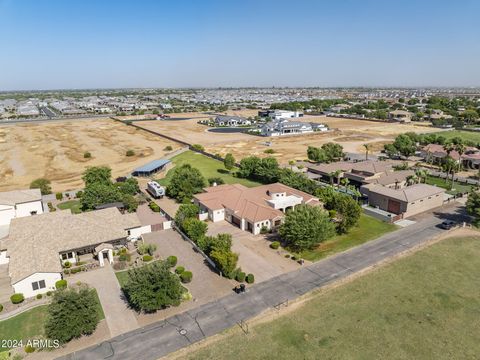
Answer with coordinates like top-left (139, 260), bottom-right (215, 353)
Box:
top-left (193, 183), bottom-right (320, 235)
top-left (360, 183), bottom-right (445, 218)
top-left (388, 110), bottom-right (413, 122)
top-left (0, 189), bottom-right (43, 226)
top-left (258, 109), bottom-right (303, 119)
top-left (214, 115), bottom-right (251, 127)
top-left (1, 207), bottom-right (149, 298)
top-left (426, 109), bottom-right (453, 121)
top-left (419, 144), bottom-right (480, 168)
top-left (261, 119), bottom-right (313, 136)
top-left (363, 169), bottom-right (416, 189)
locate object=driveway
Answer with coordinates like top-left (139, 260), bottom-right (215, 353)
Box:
top-left (71, 263), bottom-right (139, 337)
top-left (207, 221), bottom-right (300, 283)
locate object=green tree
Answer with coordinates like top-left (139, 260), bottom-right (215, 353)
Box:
top-left (237, 156), bottom-right (261, 178)
top-left (122, 261), bottom-right (184, 312)
top-left (466, 191), bottom-right (480, 227)
top-left (321, 143), bottom-right (344, 162)
top-left (80, 183), bottom-right (123, 210)
top-left (30, 178), bottom-right (52, 195)
top-left (82, 166), bottom-right (112, 187)
top-left (167, 164), bottom-right (206, 202)
top-left (174, 204), bottom-right (200, 230)
top-left (325, 193), bottom-right (361, 234)
top-left (392, 134), bottom-right (416, 158)
top-left (210, 248), bottom-right (238, 278)
top-left (461, 109), bottom-right (479, 125)
top-left (279, 204), bottom-right (336, 251)
top-left (224, 153), bottom-right (236, 171)
top-left (117, 178), bottom-right (140, 195)
top-left (45, 288), bottom-right (100, 345)
top-left (307, 146), bottom-right (327, 162)
top-left (183, 218), bottom-right (208, 243)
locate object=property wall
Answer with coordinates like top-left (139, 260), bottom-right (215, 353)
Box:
top-left (13, 272), bottom-right (61, 298)
top-left (129, 225), bottom-right (151, 238)
top-left (15, 201), bottom-right (44, 218)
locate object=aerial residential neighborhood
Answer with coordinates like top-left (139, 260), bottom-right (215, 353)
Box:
top-left (1, 1), bottom-right (480, 360)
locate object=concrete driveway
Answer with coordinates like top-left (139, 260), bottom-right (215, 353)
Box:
top-left (71, 263), bottom-right (139, 337)
top-left (207, 221), bottom-right (300, 283)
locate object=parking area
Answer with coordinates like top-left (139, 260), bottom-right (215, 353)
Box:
top-left (207, 221), bottom-right (301, 283)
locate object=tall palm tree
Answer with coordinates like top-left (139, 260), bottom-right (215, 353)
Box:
top-left (406, 175), bottom-right (418, 186)
top-left (363, 143), bottom-right (371, 161)
top-left (415, 168), bottom-right (428, 183)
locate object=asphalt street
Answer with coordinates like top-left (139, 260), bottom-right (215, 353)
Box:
top-left (59, 203), bottom-right (469, 360)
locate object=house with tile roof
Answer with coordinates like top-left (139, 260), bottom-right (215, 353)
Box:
top-left (193, 183), bottom-right (321, 235)
top-left (0, 189), bottom-right (43, 227)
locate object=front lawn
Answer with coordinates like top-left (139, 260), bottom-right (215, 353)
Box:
top-left (57, 200), bottom-right (82, 214)
top-left (115, 270), bottom-right (129, 288)
top-left (156, 151), bottom-right (261, 188)
top-left (425, 175), bottom-right (473, 195)
top-left (183, 236), bottom-right (480, 359)
top-left (299, 214), bottom-right (398, 261)
top-left (430, 130), bottom-right (480, 144)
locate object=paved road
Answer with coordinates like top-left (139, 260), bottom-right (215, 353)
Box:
top-left (60, 204), bottom-right (469, 360)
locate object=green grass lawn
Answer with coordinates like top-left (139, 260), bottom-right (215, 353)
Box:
top-left (0, 305), bottom-right (48, 352)
top-left (299, 214), bottom-right (398, 261)
top-left (425, 175), bottom-right (473, 195)
top-left (156, 151), bottom-right (261, 188)
top-left (430, 130), bottom-right (480, 144)
top-left (57, 199), bottom-right (82, 214)
top-left (183, 236), bottom-right (480, 360)
top-left (115, 270), bottom-right (129, 288)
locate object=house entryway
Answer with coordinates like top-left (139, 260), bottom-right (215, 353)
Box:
top-left (94, 243), bottom-right (114, 267)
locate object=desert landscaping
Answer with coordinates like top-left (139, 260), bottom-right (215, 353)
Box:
top-left (0, 119), bottom-right (181, 192)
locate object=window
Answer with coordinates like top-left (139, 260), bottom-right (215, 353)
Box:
top-left (31, 280), bottom-right (46, 291)
top-left (32, 282), bottom-right (39, 290)
top-left (39, 280), bottom-right (46, 288)
top-left (61, 253), bottom-right (68, 260)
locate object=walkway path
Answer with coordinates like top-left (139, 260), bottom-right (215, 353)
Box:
top-left (60, 204), bottom-right (470, 360)
top-left (70, 263), bottom-right (139, 338)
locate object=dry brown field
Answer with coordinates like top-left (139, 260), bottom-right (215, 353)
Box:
top-left (0, 119), bottom-right (181, 192)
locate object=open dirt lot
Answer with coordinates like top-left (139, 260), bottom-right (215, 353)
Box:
top-left (136, 112), bottom-right (441, 164)
top-left (0, 119), bottom-right (181, 192)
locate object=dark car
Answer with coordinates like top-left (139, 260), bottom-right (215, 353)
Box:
top-left (440, 220), bottom-right (455, 230)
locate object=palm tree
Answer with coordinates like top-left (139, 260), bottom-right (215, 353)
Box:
top-left (340, 177), bottom-right (350, 190)
top-left (363, 143), bottom-right (371, 161)
top-left (406, 175), bottom-right (418, 186)
top-left (415, 168), bottom-right (428, 183)
top-left (442, 156), bottom-right (457, 189)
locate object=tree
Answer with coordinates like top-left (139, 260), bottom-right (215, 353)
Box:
top-left (329, 194), bottom-right (361, 234)
top-left (174, 204), bottom-right (200, 230)
top-left (122, 261), bottom-right (184, 312)
top-left (210, 248), bottom-right (238, 278)
top-left (461, 109), bottom-right (479, 125)
top-left (82, 166), bottom-right (112, 187)
top-left (441, 156), bottom-right (458, 189)
top-left (392, 134), bottom-right (416, 158)
top-left (384, 143), bottom-right (398, 158)
top-left (80, 183), bottom-right (123, 210)
top-left (363, 143), bottom-right (371, 160)
top-left (183, 218), bottom-right (208, 243)
top-left (415, 169), bottom-right (428, 183)
top-left (307, 146), bottom-right (327, 162)
top-left (279, 205), bottom-right (336, 251)
top-left (223, 153), bottom-right (235, 171)
top-left (117, 178), bottom-right (140, 195)
top-left (167, 164), bottom-right (206, 202)
top-left (237, 156), bottom-right (261, 178)
top-left (466, 191), bottom-right (480, 227)
top-left (278, 169), bottom-right (318, 194)
top-left (321, 143), bottom-right (344, 162)
top-left (30, 178), bottom-right (52, 195)
top-left (45, 288), bottom-right (100, 344)
top-left (406, 175), bottom-right (418, 186)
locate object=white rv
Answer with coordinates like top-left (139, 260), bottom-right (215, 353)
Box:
top-left (147, 181), bottom-right (165, 199)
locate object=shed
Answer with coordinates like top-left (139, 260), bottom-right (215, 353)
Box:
top-left (132, 159), bottom-right (171, 177)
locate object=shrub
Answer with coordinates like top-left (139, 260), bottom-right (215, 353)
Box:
top-left (138, 243), bottom-right (157, 256)
top-left (164, 145), bottom-right (173, 151)
top-left (180, 271), bottom-right (193, 283)
top-left (0, 304), bottom-right (3, 312)
top-left (63, 261), bottom-right (71, 268)
top-left (126, 149), bottom-right (135, 157)
top-left (291, 256), bottom-right (297, 261)
top-left (183, 218), bottom-right (208, 243)
top-left (264, 149), bottom-right (275, 154)
top-left (191, 144), bottom-right (205, 152)
top-left (76, 190), bottom-right (83, 198)
top-left (11, 293), bottom-right (24, 304)
top-left (46, 291), bottom-right (53, 296)
top-left (83, 151), bottom-right (92, 159)
top-left (236, 271), bottom-right (246, 282)
top-left (246, 274), bottom-right (255, 284)
top-left (64, 269), bottom-right (70, 274)
top-left (208, 177), bottom-right (225, 186)
top-left (55, 192), bottom-right (63, 201)
top-left (167, 255), bottom-right (177, 267)
top-left (30, 178), bottom-right (52, 195)
top-left (149, 201), bottom-right (161, 212)
top-left (270, 241), bottom-right (280, 249)
top-left (175, 266), bottom-right (185, 274)
top-left (25, 345), bottom-right (35, 353)
top-left (142, 255), bottom-right (153, 262)
top-left (284, 254), bottom-right (291, 258)
top-left (36, 293), bottom-right (43, 300)
top-left (260, 225), bottom-right (269, 234)
top-left (119, 253), bottom-right (131, 262)
top-left (55, 279), bottom-right (68, 290)
top-left (210, 248), bottom-right (238, 279)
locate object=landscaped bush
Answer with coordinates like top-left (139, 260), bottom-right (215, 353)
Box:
top-left (264, 149), bottom-right (275, 154)
top-left (260, 225), bottom-right (269, 234)
top-left (10, 293), bottom-right (24, 304)
top-left (236, 271), bottom-right (246, 283)
top-left (0, 304), bottom-right (3, 312)
top-left (270, 241), bottom-right (280, 249)
top-left (83, 151), bottom-right (92, 159)
top-left (164, 145), bottom-right (173, 151)
top-left (25, 345), bottom-right (35, 353)
top-left (55, 192), bottom-right (63, 201)
top-left (119, 253), bottom-right (131, 262)
top-left (138, 243), bottom-right (157, 256)
top-left (126, 149), bottom-right (135, 157)
top-left (36, 293), bottom-right (43, 299)
top-left (55, 279), bottom-right (68, 290)
top-left (291, 256), bottom-right (298, 261)
top-left (175, 266), bottom-right (185, 274)
top-left (142, 255), bottom-right (153, 262)
top-left (167, 255), bottom-right (177, 267)
top-left (246, 274), bottom-right (255, 284)
top-left (149, 201), bottom-right (161, 212)
top-left (46, 291), bottom-right (53, 296)
top-left (180, 271), bottom-right (193, 283)
top-left (63, 261), bottom-right (71, 268)
top-left (70, 267), bottom-right (85, 274)
top-left (76, 190), bottom-right (83, 198)
top-left (285, 254), bottom-right (290, 258)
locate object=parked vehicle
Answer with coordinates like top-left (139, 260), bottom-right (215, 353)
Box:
top-left (147, 181), bottom-right (165, 199)
top-left (439, 220), bottom-right (455, 230)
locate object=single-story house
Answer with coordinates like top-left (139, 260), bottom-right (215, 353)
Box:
top-left (388, 110), bottom-right (413, 122)
top-left (420, 144), bottom-right (480, 168)
top-left (193, 183), bottom-right (320, 235)
top-left (261, 119), bottom-right (313, 136)
top-left (1, 207), bottom-right (149, 298)
top-left (132, 159), bottom-right (171, 177)
top-left (360, 183), bottom-right (445, 218)
top-left (0, 189), bottom-right (43, 226)
top-left (214, 115), bottom-right (251, 127)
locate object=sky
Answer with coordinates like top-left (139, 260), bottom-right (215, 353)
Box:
top-left (0, 0), bottom-right (479, 90)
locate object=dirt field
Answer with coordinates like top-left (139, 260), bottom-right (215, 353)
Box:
top-left (0, 119), bottom-right (181, 192)
top-left (136, 112), bottom-right (441, 164)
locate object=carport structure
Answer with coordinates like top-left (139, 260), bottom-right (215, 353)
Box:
top-left (132, 159), bottom-right (171, 177)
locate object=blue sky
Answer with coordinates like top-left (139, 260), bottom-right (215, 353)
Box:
top-left (0, 0), bottom-right (479, 90)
